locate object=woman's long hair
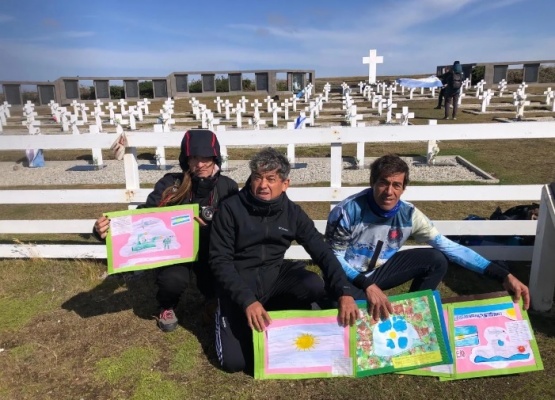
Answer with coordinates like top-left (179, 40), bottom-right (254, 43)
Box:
top-left (158, 172), bottom-right (192, 207)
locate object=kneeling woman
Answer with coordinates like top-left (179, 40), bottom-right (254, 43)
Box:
top-left (94, 129), bottom-right (238, 331)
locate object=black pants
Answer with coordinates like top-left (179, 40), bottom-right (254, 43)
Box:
top-left (156, 261), bottom-right (215, 310)
top-left (444, 93), bottom-right (459, 119)
top-left (437, 87), bottom-right (445, 107)
top-left (349, 248), bottom-right (449, 300)
top-left (215, 262), bottom-right (326, 374)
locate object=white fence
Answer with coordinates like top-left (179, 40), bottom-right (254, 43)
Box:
top-left (1, 122), bottom-right (554, 311)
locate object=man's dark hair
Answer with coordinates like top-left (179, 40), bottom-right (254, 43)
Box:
top-left (370, 154), bottom-right (410, 188)
top-left (249, 147), bottom-right (291, 180)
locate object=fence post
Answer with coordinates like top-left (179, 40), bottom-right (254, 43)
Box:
top-left (529, 183), bottom-right (555, 311)
top-left (124, 146), bottom-right (140, 209)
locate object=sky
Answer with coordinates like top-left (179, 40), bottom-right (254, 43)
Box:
top-left (0, 0), bottom-right (553, 82)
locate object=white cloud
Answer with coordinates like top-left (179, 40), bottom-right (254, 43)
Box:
top-left (0, 14), bottom-right (15, 23)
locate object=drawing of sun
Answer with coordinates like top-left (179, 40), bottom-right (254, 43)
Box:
top-left (294, 333), bottom-right (319, 351)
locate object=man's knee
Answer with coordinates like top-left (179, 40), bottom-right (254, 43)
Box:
top-left (426, 249), bottom-right (449, 273)
top-left (220, 357), bottom-right (246, 373)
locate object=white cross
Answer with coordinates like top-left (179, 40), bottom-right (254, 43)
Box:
top-left (114, 113), bottom-right (129, 134)
top-left (498, 79), bottom-right (508, 97)
top-left (60, 110), bottom-right (71, 132)
top-left (105, 102), bottom-right (117, 124)
top-left (127, 106), bottom-right (139, 130)
top-left (264, 96), bottom-right (273, 113)
top-left (543, 87), bottom-right (553, 105)
top-left (479, 90), bottom-right (493, 112)
top-left (280, 99), bottom-right (291, 120)
top-left (160, 112), bottom-right (174, 132)
top-left (362, 49), bottom-right (383, 84)
top-left (377, 97), bottom-right (386, 116)
top-left (409, 88), bottom-right (416, 100)
top-left (251, 99), bottom-right (263, 116)
top-left (358, 81), bottom-right (366, 94)
top-left (69, 114), bottom-right (84, 135)
top-left (214, 96), bottom-right (224, 114)
top-left (290, 96), bottom-right (298, 112)
top-left (371, 94), bottom-right (382, 109)
top-left (427, 139), bottom-right (440, 165)
top-left (232, 104), bottom-right (244, 128)
top-left (204, 109), bottom-right (220, 130)
top-left (292, 111), bottom-right (312, 129)
top-left (248, 114), bottom-right (266, 130)
top-left (457, 92), bottom-right (466, 106)
top-left (323, 82), bottom-right (331, 102)
top-left (141, 98), bottom-right (152, 115)
top-left (70, 100), bottom-right (80, 116)
top-left (513, 90), bottom-right (530, 119)
top-left (238, 96), bottom-right (248, 111)
top-left (519, 82), bottom-right (529, 95)
top-left (219, 99), bottom-right (231, 120)
top-left (117, 98), bottom-right (128, 114)
top-left (2, 101), bottom-right (12, 118)
top-left (271, 104), bottom-right (282, 127)
top-left (385, 98), bottom-right (397, 123)
top-left (91, 107), bottom-right (105, 132)
top-left (395, 106), bottom-right (415, 126)
top-left (22, 119), bottom-right (41, 135)
top-left (79, 104), bottom-right (89, 124)
top-left (346, 105), bottom-right (363, 128)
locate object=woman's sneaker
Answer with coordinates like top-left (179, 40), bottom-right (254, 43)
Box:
top-left (157, 308), bottom-right (178, 332)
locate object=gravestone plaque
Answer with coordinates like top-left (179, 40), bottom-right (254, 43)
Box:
top-left (38, 85), bottom-right (55, 105)
top-left (4, 84), bottom-right (22, 105)
top-left (175, 74), bottom-right (188, 92)
top-left (493, 65), bottom-right (508, 84)
top-left (202, 74), bottom-right (215, 92)
top-left (94, 80), bottom-right (110, 99)
top-left (64, 80), bottom-right (79, 99)
top-left (255, 73), bottom-right (269, 91)
top-left (229, 73), bottom-right (241, 91)
top-left (524, 64), bottom-right (540, 83)
top-left (153, 80), bottom-right (168, 98)
top-left (124, 80), bottom-right (139, 98)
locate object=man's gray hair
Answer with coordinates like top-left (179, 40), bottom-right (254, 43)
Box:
top-left (249, 147), bottom-right (291, 180)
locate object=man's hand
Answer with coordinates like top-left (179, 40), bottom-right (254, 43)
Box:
top-left (94, 216), bottom-right (110, 239)
top-left (365, 284), bottom-right (393, 322)
top-left (503, 274), bottom-right (530, 310)
top-left (245, 301), bottom-right (272, 332)
top-left (337, 296), bottom-right (359, 326)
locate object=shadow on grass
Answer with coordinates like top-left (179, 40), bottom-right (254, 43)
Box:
top-left (60, 269), bottom-right (222, 368)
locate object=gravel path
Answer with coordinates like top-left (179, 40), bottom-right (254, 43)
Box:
top-left (0, 156), bottom-right (487, 187)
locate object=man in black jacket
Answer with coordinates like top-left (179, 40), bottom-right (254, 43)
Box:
top-left (209, 147), bottom-right (358, 373)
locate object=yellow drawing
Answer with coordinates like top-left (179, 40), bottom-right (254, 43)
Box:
top-left (295, 333), bottom-right (318, 351)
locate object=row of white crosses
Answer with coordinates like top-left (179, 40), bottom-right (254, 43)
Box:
top-left (479, 89), bottom-right (494, 112)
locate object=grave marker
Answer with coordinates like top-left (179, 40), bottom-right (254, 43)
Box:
top-left (362, 49), bottom-right (383, 84)
top-left (395, 106), bottom-right (415, 125)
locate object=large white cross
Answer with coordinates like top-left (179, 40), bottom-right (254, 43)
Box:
top-left (362, 49), bottom-right (383, 84)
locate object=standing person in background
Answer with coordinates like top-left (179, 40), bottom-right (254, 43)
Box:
top-left (443, 61), bottom-right (464, 120)
top-left (93, 129), bottom-right (238, 332)
top-left (434, 67), bottom-right (450, 109)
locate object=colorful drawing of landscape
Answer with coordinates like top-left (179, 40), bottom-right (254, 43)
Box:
top-left (354, 291), bottom-right (450, 377)
top-left (253, 309), bottom-right (352, 380)
top-left (105, 204), bottom-right (199, 274)
top-left (446, 296), bottom-right (543, 380)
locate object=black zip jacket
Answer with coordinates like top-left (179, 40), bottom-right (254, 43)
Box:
top-left (209, 181), bottom-right (355, 311)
